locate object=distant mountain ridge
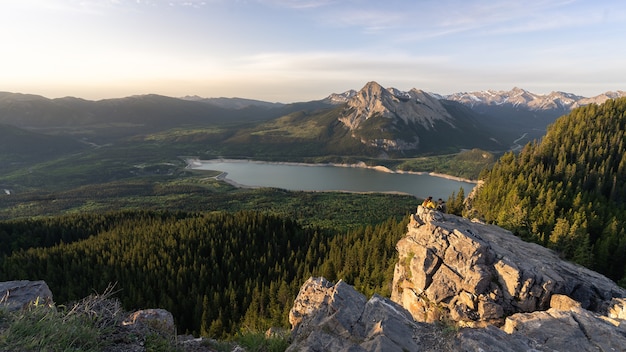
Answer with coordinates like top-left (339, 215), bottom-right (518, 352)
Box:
top-left (0, 92), bottom-right (332, 143)
top-left (445, 87), bottom-right (626, 112)
top-left (181, 95), bottom-right (284, 109)
top-left (1, 83), bottom-right (624, 158)
top-left (322, 84), bottom-right (626, 152)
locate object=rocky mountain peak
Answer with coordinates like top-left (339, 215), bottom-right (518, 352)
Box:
top-left (446, 87), bottom-right (626, 112)
top-left (577, 90), bottom-right (626, 106)
top-left (324, 89), bottom-right (357, 104)
top-left (509, 86), bottom-right (529, 95)
top-left (361, 80), bottom-right (386, 94)
top-left (337, 81), bottom-right (454, 131)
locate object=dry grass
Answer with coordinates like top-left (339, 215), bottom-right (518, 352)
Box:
top-left (0, 284), bottom-right (184, 352)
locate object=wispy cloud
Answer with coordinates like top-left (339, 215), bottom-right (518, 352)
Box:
top-left (305, 0), bottom-right (615, 41)
top-left (234, 50), bottom-right (449, 78)
top-left (323, 9), bottom-right (407, 33)
top-left (258, 0), bottom-right (336, 9)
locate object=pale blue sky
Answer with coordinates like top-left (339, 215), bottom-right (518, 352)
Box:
top-left (1, 0), bottom-right (625, 102)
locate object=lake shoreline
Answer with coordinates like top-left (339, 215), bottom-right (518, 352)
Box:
top-left (186, 158), bottom-right (478, 184)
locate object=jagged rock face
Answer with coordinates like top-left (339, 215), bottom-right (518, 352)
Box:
top-left (335, 82), bottom-right (460, 152)
top-left (392, 206), bottom-right (626, 327)
top-left (0, 280), bottom-right (53, 311)
top-left (338, 81), bottom-right (454, 131)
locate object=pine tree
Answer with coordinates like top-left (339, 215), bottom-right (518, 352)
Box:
top-left (471, 97), bottom-right (626, 285)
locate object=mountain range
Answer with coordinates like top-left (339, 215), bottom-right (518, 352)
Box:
top-left (446, 87), bottom-right (626, 111)
top-left (1, 83), bottom-right (624, 160)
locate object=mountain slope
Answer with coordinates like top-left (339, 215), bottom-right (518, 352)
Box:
top-left (181, 96), bottom-right (284, 109)
top-left (334, 82), bottom-right (505, 155)
top-left (0, 123), bottom-right (86, 167)
top-left (445, 88), bottom-right (626, 146)
top-left (218, 82), bottom-right (506, 158)
top-left (470, 97), bottom-right (626, 284)
top-left (0, 93), bottom-right (305, 142)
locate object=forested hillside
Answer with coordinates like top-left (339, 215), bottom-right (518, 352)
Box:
top-left (471, 97), bottom-right (626, 285)
top-left (0, 210), bottom-right (407, 338)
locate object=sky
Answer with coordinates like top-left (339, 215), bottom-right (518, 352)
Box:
top-left (1, 0), bottom-right (625, 102)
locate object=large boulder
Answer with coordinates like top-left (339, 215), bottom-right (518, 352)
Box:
top-left (287, 277), bottom-right (448, 352)
top-left (392, 206), bottom-right (626, 327)
top-left (0, 280), bottom-right (53, 311)
top-left (123, 308), bottom-right (176, 336)
top-left (501, 294), bottom-right (626, 351)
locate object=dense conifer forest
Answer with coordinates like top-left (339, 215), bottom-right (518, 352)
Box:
top-left (471, 97), bottom-right (626, 285)
top-left (0, 210), bottom-right (407, 338)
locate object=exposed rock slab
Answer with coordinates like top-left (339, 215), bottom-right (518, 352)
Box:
top-left (287, 277), bottom-right (451, 352)
top-left (287, 277), bottom-right (626, 351)
top-left (502, 294), bottom-right (626, 351)
top-left (392, 206), bottom-right (626, 326)
top-left (0, 280), bottom-right (53, 311)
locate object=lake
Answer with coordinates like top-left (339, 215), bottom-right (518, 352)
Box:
top-left (189, 159), bottom-right (476, 200)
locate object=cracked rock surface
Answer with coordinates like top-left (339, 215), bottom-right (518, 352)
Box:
top-left (392, 206), bottom-right (626, 327)
top-left (286, 207), bottom-right (626, 351)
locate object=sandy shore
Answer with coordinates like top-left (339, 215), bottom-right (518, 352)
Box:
top-left (186, 158), bottom-right (478, 184)
top-left (213, 171), bottom-right (258, 189)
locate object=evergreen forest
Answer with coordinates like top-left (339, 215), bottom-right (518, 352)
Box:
top-left (471, 97), bottom-right (626, 285)
top-left (0, 210), bottom-right (407, 338)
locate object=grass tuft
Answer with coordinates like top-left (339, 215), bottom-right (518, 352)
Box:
top-left (0, 283), bottom-right (185, 352)
top-left (0, 301), bottom-right (103, 352)
top-left (236, 330), bottom-right (290, 352)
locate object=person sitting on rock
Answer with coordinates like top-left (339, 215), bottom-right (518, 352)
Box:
top-left (437, 198), bottom-right (447, 213)
top-left (422, 196), bottom-right (436, 209)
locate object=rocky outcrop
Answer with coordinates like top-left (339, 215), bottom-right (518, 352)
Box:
top-left (287, 277), bottom-right (626, 351)
top-left (286, 207), bottom-right (626, 351)
top-left (501, 294), bottom-right (626, 351)
top-left (287, 277), bottom-right (452, 352)
top-left (392, 206), bottom-right (626, 327)
top-left (0, 280), bottom-right (53, 311)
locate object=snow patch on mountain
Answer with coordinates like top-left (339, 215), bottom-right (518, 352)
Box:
top-left (324, 90), bottom-right (357, 104)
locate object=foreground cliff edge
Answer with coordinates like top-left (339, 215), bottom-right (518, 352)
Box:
top-left (288, 207), bottom-right (626, 351)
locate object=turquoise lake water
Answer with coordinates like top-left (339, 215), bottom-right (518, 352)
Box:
top-left (190, 159), bottom-right (475, 200)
